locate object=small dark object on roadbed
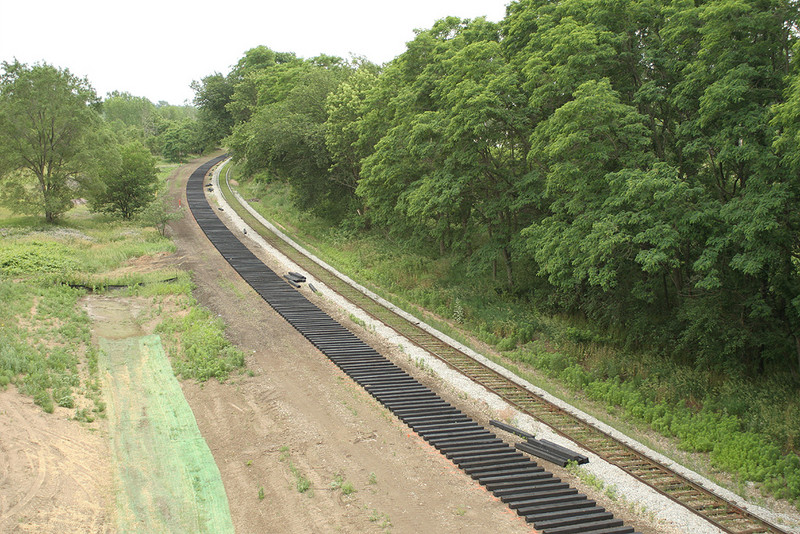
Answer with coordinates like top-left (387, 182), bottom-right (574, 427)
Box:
top-left (286, 272), bottom-right (306, 283)
top-left (516, 439), bottom-right (589, 467)
top-left (284, 273), bottom-right (305, 286)
top-left (490, 420), bottom-right (588, 466)
top-left (490, 419), bottom-right (536, 440)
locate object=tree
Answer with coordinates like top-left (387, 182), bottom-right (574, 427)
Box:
top-left (524, 78), bottom-right (652, 292)
top-left (325, 68), bottom-right (378, 192)
top-left (225, 60), bottom-right (352, 219)
top-left (139, 183), bottom-right (183, 237)
top-left (160, 120), bottom-right (202, 162)
top-left (90, 141), bottom-right (158, 219)
top-left (102, 91), bottom-right (158, 138)
top-left (0, 61), bottom-right (99, 222)
top-left (197, 1), bottom-right (800, 370)
top-left (191, 73), bottom-right (235, 147)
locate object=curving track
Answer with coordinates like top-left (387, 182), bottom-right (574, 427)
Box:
top-left (191, 156), bottom-right (791, 534)
top-left (189, 157), bottom-right (645, 533)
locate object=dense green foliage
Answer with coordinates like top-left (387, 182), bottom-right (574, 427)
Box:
top-left (198, 1), bottom-right (800, 376)
top-left (237, 172), bottom-right (800, 506)
top-left (202, 3), bottom-right (800, 502)
top-left (0, 61), bottom-right (101, 222)
top-left (88, 141), bottom-right (159, 219)
top-left (102, 91), bottom-right (205, 161)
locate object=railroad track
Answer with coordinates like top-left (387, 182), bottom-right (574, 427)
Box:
top-left (197, 156), bottom-right (788, 534)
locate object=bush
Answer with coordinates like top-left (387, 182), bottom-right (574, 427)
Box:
top-left (33, 389), bottom-right (54, 413)
top-left (507, 337), bottom-right (800, 504)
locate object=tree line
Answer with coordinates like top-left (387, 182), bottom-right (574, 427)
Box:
top-left (0, 60), bottom-right (205, 223)
top-left (193, 0), bottom-right (800, 374)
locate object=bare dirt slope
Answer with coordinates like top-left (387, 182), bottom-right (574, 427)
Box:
top-left (0, 388), bottom-right (112, 533)
top-left (168, 157), bottom-right (532, 533)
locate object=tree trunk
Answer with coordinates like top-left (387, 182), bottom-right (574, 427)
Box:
top-left (38, 173), bottom-right (55, 223)
top-left (502, 247), bottom-right (513, 288)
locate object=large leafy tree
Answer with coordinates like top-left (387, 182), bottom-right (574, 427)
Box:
top-left (325, 69), bottom-right (379, 194)
top-left (225, 57), bottom-right (355, 219)
top-left (191, 72), bottom-right (235, 148)
top-left (160, 119), bottom-right (202, 162)
top-left (524, 78), bottom-right (652, 293)
top-left (102, 91), bottom-right (158, 140)
top-left (358, 18), bottom-right (533, 284)
top-left (0, 61), bottom-right (100, 222)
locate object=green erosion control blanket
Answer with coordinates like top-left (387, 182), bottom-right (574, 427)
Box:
top-left (100, 335), bottom-right (234, 533)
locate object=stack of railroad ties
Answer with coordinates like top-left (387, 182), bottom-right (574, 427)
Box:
top-left (491, 420), bottom-right (590, 467)
top-left (285, 271), bottom-right (320, 293)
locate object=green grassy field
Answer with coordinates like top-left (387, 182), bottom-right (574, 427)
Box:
top-left (0, 165), bottom-right (245, 531)
top-left (0, 205), bottom-right (178, 416)
top-left (0, 172), bottom-right (244, 417)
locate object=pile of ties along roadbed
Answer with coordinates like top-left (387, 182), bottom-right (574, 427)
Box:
top-left (491, 420), bottom-right (589, 467)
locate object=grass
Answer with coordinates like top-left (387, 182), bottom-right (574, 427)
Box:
top-left (278, 446), bottom-right (311, 494)
top-left (0, 206), bottom-right (171, 416)
top-left (566, 460), bottom-right (606, 492)
top-left (367, 508), bottom-right (392, 530)
top-left (0, 180), bottom-right (245, 416)
top-left (349, 313), bottom-right (367, 329)
top-left (231, 166), bottom-right (800, 509)
top-left (156, 303), bottom-right (245, 382)
top-left (330, 474), bottom-right (356, 496)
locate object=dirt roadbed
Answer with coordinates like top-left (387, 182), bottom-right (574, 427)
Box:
top-left (169, 157), bottom-right (531, 533)
top-left (1, 156), bottom-right (673, 533)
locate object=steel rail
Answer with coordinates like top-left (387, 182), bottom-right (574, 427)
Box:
top-left (213, 158), bottom-right (791, 534)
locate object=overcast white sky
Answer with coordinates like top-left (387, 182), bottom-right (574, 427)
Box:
top-left (2, 0), bottom-right (511, 106)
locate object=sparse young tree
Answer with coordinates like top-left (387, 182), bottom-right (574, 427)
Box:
top-left (138, 183), bottom-right (183, 236)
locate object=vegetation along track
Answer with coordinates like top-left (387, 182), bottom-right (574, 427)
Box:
top-left (210, 156), bottom-right (787, 534)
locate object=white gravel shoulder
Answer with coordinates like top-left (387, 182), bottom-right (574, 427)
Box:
top-left (209, 159), bottom-right (799, 534)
